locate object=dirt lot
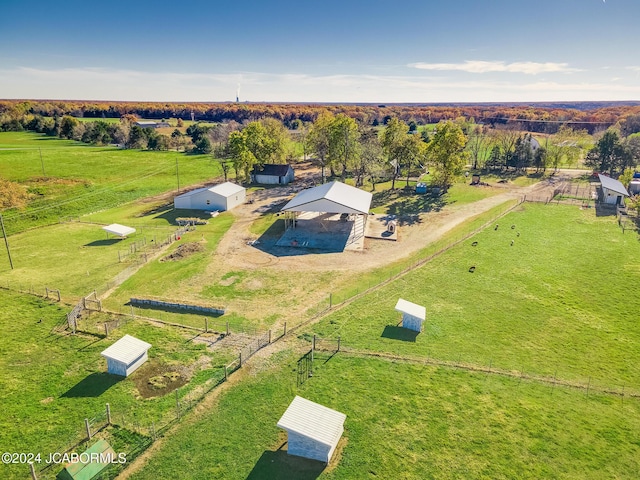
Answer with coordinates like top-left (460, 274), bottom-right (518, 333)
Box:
top-left (209, 165), bottom-right (579, 275)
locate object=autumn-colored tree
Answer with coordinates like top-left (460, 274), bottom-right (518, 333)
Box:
top-left (381, 117), bottom-right (409, 189)
top-left (328, 114), bottom-right (360, 181)
top-left (306, 112), bottom-right (334, 182)
top-left (426, 121), bottom-right (468, 191)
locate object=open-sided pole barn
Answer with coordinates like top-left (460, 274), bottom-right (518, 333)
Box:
top-left (102, 223), bottom-right (136, 238)
top-left (278, 181), bottom-right (372, 250)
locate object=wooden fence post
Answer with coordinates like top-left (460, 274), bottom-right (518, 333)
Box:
top-left (283, 322), bottom-right (287, 336)
top-left (337, 336), bottom-right (341, 352)
top-left (30, 463), bottom-right (37, 480)
top-left (268, 330), bottom-right (272, 344)
top-left (224, 365), bottom-right (228, 381)
top-left (106, 403), bottom-right (111, 425)
top-left (312, 335), bottom-right (316, 362)
top-left (85, 418), bottom-right (92, 440)
top-left (205, 317), bottom-right (209, 333)
top-left (239, 352), bottom-right (243, 367)
top-left (226, 321), bottom-right (230, 336)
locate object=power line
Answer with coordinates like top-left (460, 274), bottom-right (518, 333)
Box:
top-left (480, 116), bottom-right (613, 125)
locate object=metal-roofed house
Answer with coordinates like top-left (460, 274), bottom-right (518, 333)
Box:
top-left (598, 174), bottom-right (629, 206)
top-left (277, 396), bottom-right (346, 463)
top-left (395, 298), bottom-right (426, 332)
top-left (101, 334), bottom-right (151, 377)
top-left (102, 224), bottom-right (136, 238)
top-left (174, 182), bottom-right (246, 212)
top-left (251, 163), bottom-right (295, 185)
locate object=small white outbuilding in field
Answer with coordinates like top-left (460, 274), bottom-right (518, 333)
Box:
top-left (174, 182), bottom-right (246, 212)
top-left (598, 174), bottom-right (629, 206)
top-left (277, 396), bottom-right (346, 464)
top-left (101, 334), bottom-right (151, 377)
top-left (103, 223), bottom-right (136, 238)
top-left (395, 298), bottom-right (426, 332)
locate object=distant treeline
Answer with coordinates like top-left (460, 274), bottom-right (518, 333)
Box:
top-left (3, 99), bottom-right (640, 134)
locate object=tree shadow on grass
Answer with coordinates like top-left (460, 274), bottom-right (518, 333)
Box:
top-left (381, 325), bottom-right (419, 342)
top-left (61, 372), bottom-right (123, 398)
top-left (246, 446), bottom-right (325, 480)
top-left (372, 188), bottom-right (446, 226)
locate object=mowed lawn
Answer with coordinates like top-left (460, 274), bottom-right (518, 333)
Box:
top-left (0, 132), bottom-right (221, 234)
top-left (0, 290), bottom-right (230, 480)
top-left (128, 352), bottom-right (640, 480)
top-left (312, 203), bottom-right (640, 389)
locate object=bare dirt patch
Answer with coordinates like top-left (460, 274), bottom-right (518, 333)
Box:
top-left (160, 242), bottom-right (204, 262)
top-left (133, 360), bottom-right (190, 398)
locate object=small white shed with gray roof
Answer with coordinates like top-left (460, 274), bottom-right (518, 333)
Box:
top-left (598, 174), bottom-right (629, 205)
top-left (395, 298), bottom-right (426, 332)
top-left (277, 396), bottom-right (346, 463)
top-left (101, 334), bottom-right (151, 377)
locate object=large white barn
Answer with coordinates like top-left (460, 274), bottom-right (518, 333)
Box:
top-left (277, 396), bottom-right (346, 463)
top-left (101, 334), bottom-right (151, 377)
top-left (174, 182), bottom-right (246, 212)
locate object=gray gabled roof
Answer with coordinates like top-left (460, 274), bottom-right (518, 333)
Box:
top-left (252, 164), bottom-right (292, 177)
top-left (277, 396), bottom-right (346, 447)
top-left (281, 181), bottom-right (372, 215)
top-left (598, 174), bottom-right (629, 196)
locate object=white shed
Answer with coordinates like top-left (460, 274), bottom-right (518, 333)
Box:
top-left (174, 182), bottom-right (246, 211)
top-left (598, 174), bottom-right (629, 206)
top-left (103, 223), bottom-right (136, 238)
top-left (100, 334), bottom-right (151, 377)
top-left (395, 298), bottom-right (426, 333)
top-left (277, 396), bottom-right (346, 464)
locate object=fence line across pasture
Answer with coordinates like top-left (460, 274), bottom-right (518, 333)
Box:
top-left (305, 337), bottom-right (640, 402)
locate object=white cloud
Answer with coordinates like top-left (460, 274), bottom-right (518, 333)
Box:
top-left (626, 66), bottom-right (640, 72)
top-left (0, 66), bottom-right (638, 103)
top-left (408, 60), bottom-right (579, 75)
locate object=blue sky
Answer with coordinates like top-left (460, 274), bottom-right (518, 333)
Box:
top-left (1, 0), bottom-right (639, 103)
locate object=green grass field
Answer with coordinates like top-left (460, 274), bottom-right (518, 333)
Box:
top-left (0, 132), bottom-right (222, 234)
top-left (312, 203), bottom-right (640, 389)
top-left (0, 289), bottom-right (232, 480)
top-left (128, 351), bottom-right (640, 480)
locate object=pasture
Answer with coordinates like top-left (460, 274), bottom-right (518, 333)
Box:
top-left (127, 351), bottom-right (640, 480)
top-left (0, 289), bottom-right (233, 480)
top-left (2, 128), bottom-right (634, 479)
top-left (0, 132), bottom-right (221, 234)
top-left (312, 203), bottom-right (640, 389)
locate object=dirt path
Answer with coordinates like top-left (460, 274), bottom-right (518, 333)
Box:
top-left (118, 170), bottom-right (586, 479)
top-left (208, 172), bottom-right (560, 275)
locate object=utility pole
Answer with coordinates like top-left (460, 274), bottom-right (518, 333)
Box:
top-left (176, 157), bottom-right (180, 193)
top-left (0, 214), bottom-right (14, 270)
top-left (39, 148), bottom-right (46, 178)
